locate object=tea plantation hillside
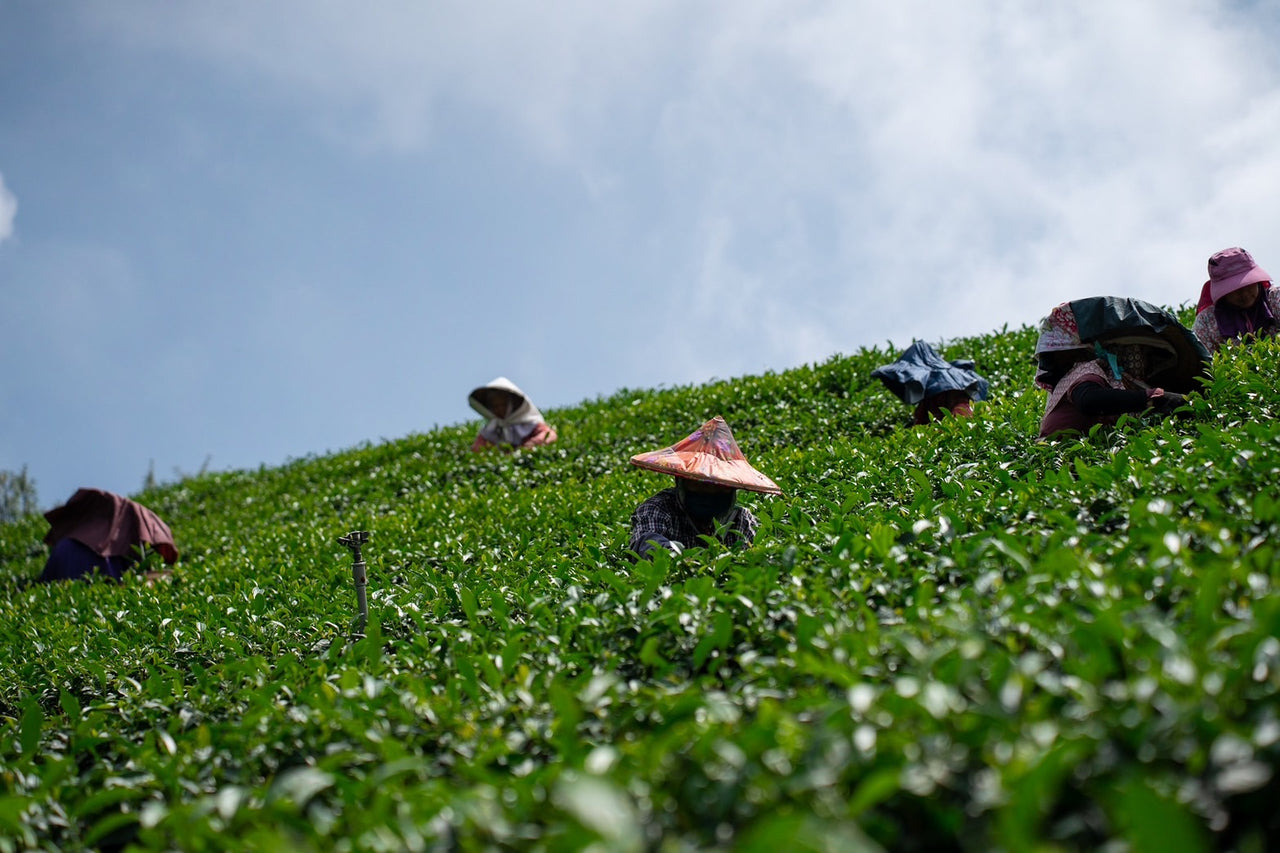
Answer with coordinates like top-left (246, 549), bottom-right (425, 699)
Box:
top-left (3, 318), bottom-right (1280, 851)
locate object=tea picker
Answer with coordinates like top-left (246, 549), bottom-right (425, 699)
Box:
top-left (628, 416), bottom-right (781, 559)
top-left (338, 531), bottom-right (370, 633)
top-left (870, 340), bottom-right (990, 426)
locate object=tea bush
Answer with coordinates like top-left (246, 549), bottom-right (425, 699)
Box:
top-left (2, 318), bottom-right (1278, 851)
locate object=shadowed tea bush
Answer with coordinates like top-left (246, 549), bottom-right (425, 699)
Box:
top-left (2, 320), bottom-right (1279, 851)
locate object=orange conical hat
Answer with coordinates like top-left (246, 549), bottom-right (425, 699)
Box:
top-left (629, 416), bottom-right (782, 495)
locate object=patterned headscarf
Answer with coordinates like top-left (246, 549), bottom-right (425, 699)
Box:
top-left (1034, 303), bottom-right (1093, 389)
top-left (1034, 304), bottom-right (1082, 354)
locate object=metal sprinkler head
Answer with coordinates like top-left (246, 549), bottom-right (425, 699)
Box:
top-left (338, 530), bottom-right (369, 561)
top-left (338, 531), bottom-right (371, 632)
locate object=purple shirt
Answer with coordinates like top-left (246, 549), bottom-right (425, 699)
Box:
top-left (39, 537), bottom-right (129, 583)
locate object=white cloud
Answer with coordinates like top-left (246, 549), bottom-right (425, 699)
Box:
top-left (80, 0), bottom-right (1280, 367)
top-left (82, 1), bottom-right (686, 156)
top-left (0, 172), bottom-right (16, 243)
top-left (643, 1), bottom-right (1280, 356)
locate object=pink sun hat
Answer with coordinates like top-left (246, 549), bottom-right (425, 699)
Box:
top-left (629, 416), bottom-right (782, 495)
top-left (1207, 247), bottom-right (1272, 303)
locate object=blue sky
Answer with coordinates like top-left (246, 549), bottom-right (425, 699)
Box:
top-left (3, 1), bottom-right (1280, 509)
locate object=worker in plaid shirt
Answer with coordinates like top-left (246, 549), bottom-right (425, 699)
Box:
top-left (627, 416), bottom-right (781, 559)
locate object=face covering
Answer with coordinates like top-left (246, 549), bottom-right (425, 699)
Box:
top-left (678, 483), bottom-right (738, 522)
top-left (1217, 291), bottom-right (1278, 341)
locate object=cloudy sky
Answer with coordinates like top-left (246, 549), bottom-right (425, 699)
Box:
top-left (3, 1), bottom-right (1280, 508)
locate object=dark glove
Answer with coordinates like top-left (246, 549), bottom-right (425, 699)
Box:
top-left (1149, 390), bottom-right (1187, 414)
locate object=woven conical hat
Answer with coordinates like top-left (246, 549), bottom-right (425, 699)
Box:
top-left (629, 416), bottom-right (782, 495)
